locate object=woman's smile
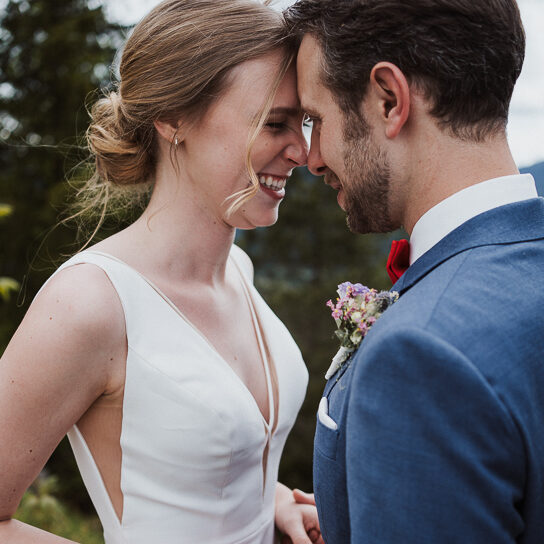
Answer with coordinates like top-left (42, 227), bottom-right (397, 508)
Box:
top-left (257, 173), bottom-right (289, 200)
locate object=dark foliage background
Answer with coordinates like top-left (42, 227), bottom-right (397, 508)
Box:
top-left (1, 0), bottom-right (542, 536)
top-left (0, 0), bottom-right (129, 520)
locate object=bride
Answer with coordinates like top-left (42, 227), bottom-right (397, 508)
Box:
top-left (0, 0), bottom-right (322, 542)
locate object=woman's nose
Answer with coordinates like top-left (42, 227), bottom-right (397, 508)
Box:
top-left (284, 126), bottom-right (309, 167)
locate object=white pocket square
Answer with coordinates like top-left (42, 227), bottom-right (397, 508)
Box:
top-left (318, 397), bottom-right (338, 430)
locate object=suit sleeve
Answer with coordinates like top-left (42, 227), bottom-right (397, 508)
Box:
top-left (345, 327), bottom-right (525, 544)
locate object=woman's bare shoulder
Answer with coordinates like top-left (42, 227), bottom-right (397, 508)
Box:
top-left (33, 262), bottom-right (125, 343)
top-left (11, 262), bottom-right (127, 389)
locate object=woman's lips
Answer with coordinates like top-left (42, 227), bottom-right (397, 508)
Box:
top-left (258, 174), bottom-right (287, 191)
top-left (257, 173), bottom-right (288, 200)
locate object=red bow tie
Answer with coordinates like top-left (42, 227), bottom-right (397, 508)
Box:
top-left (386, 239), bottom-right (410, 284)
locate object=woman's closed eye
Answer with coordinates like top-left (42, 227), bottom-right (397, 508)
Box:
top-left (264, 108), bottom-right (307, 136)
top-left (266, 120), bottom-right (288, 131)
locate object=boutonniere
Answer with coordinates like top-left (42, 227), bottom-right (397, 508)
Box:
top-left (325, 282), bottom-right (399, 380)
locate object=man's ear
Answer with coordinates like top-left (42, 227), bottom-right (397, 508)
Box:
top-left (153, 119), bottom-right (182, 145)
top-left (368, 62), bottom-right (410, 139)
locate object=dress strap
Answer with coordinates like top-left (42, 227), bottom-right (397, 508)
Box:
top-left (229, 247), bottom-right (279, 435)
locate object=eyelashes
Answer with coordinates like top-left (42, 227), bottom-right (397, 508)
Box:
top-left (264, 114), bottom-right (316, 132)
top-left (266, 121), bottom-right (288, 130)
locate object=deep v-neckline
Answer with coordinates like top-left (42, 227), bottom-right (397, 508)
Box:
top-left (85, 250), bottom-right (277, 430)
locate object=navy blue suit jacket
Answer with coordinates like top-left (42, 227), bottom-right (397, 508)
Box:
top-left (314, 198), bottom-right (544, 543)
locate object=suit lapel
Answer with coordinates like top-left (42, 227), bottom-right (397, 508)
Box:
top-left (396, 198), bottom-right (544, 296)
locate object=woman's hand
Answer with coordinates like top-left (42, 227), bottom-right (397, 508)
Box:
top-left (275, 483), bottom-right (324, 544)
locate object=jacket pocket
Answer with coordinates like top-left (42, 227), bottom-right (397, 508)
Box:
top-left (314, 409), bottom-right (339, 460)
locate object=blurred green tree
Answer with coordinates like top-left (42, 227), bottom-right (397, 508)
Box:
top-left (0, 0), bottom-right (126, 516)
top-left (0, 203), bottom-right (20, 301)
top-left (15, 474), bottom-right (104, 543)
top-left (0, 0), bottom-right (126, 347)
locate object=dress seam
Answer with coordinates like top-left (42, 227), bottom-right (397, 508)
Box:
top-left (126, 345), bottom-right (233, 427)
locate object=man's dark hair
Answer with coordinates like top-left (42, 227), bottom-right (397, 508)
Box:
top-left (285, 0), bottom-right (525, 141)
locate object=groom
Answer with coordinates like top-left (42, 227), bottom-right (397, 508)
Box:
top-left (286, 1), bottom-right (544, 543)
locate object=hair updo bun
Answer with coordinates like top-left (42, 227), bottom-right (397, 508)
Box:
top-left (87, 91), bottom-right (155, 187)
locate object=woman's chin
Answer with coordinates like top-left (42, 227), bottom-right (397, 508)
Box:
top-left (231, 211), bottom-right (279, 230)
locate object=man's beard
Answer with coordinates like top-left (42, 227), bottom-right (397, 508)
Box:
top-left (332, 115), bottom-right (396, 234)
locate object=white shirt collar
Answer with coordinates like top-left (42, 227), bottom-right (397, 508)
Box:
top-left (409, 174), bottom-right (538, 265)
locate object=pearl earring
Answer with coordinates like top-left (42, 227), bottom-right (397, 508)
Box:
top-left (174, 137), bottom-right (178, 147)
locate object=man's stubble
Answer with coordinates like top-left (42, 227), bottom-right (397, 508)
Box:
top-left (333, 115), bottom-right (396, 235)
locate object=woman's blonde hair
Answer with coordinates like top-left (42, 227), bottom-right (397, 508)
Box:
top-left (74, 0), bottom-right (294, 241)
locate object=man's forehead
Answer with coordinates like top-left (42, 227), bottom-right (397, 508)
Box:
top-left (297, 34), bottom-right (322, 82)
top-left (296, 34), bottom-right (324, 110)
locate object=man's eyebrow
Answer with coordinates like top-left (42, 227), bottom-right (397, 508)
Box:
top-left (302, 106), bottom-right (320, 118)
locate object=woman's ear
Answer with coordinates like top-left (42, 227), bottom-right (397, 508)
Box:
top-left (368, 62), bottom-right (410, 139)
top-left (153, 119), bottom-right (182, 145)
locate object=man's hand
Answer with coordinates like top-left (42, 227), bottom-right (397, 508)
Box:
top-left (275, 484), bottom-right (324, 544)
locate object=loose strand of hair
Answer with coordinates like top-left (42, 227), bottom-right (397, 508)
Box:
top-left (223, 50), bottom-right (295, 216)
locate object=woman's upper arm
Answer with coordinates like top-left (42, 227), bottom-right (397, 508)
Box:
top-left (0, 264), bottom-right (126, 517)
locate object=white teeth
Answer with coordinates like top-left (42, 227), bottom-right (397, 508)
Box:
top-left (258, 175), bottom-right (287, 191)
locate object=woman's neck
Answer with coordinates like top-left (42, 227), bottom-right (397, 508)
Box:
top-left (95, 173), bottom-right (237, 287)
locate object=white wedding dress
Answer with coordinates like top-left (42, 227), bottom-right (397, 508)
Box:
top-left (51, 246), bottom-right (308, 544)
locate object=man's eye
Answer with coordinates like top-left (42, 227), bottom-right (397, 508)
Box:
top-left (303, 114), bottom-right (317, 128)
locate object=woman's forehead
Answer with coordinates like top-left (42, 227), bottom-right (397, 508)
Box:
top-left (206, 51), bottom-right (296, 118)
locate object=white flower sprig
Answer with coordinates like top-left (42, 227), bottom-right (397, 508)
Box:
top-left (325, 282), bottom-right (398, 379)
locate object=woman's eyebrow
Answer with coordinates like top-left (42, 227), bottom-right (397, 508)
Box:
top-left (268, 107), bottom-right (301, 116)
